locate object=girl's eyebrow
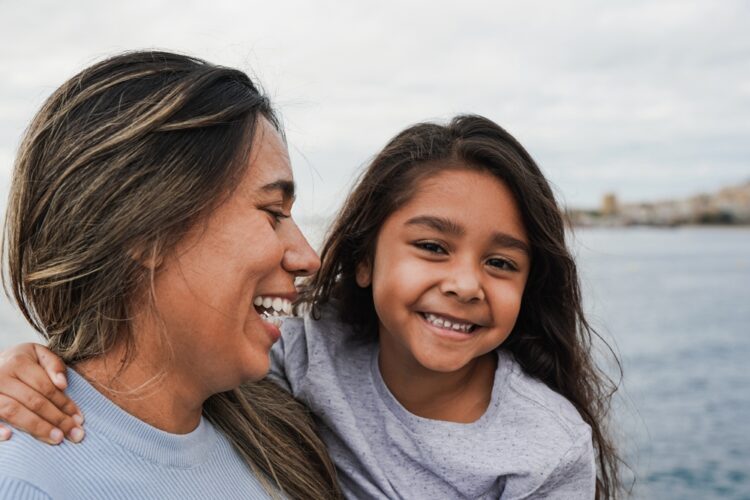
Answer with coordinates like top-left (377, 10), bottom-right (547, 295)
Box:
top-left (406, 215), bottom-right (463, 236)
top-left (405, 215), bottom-right (530, 255)
top-left (491, 233), bottom-right (530, 256)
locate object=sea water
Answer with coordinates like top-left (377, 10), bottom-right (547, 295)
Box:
top-left (575, 227), bottom-right (750, 499)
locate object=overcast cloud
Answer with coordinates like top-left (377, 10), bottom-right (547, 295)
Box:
top-left (1, 0), bottom-right (748, 221)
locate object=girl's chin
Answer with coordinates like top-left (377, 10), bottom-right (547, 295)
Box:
top-left (411, 350), bottom-right (476, 374)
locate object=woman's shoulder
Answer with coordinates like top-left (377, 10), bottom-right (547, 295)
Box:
top-left (0, 427), bottom-right (68, 497)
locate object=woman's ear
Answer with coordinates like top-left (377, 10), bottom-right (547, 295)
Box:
top-left (355, 260), bottom-right (372, 288)
top-left (128, 243), bottom-right (163, 270)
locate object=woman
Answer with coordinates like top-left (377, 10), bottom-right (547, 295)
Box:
top-left (0, 51), bottom-right (340, 499)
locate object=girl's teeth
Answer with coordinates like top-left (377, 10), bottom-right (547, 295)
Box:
top-left (424, 313), bottom-right (473, 333)
top-left (262, 297), bottom-right (273, 309)
top-left (272, 297), bottom-right (283, 312)
top-left (253, 296), bottom-right (263, 306)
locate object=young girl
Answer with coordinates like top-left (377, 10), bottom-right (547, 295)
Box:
top-left (0, 115), bottom-right (621, 498)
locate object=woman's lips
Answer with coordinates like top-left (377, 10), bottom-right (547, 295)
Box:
top-left (253, 294), bottom-right (294, 342)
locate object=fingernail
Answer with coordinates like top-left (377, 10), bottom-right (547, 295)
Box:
top-left (73, 413), bottom-right (84, 426)
top-left (55, 373), bottom-right (68, 388)
top-left (0, 428), bottom-right (10, 440)
top-left (69, 427), bottom-right (85, 443)
top-left (49, 428), bottom-right (64, 444)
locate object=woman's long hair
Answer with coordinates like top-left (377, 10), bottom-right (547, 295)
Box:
top-left (3, 50), bottom-right (340, 499)
top-left (304, 115), bottom-right (623, 499)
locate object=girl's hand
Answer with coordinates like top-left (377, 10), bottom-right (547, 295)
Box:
top-left (0, 343), bottom-right (85, 445)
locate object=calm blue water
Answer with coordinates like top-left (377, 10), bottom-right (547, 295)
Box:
top-left (574, 227), bottom-right (750, 499)
top-left (1, 227), bottom-right (748, 498)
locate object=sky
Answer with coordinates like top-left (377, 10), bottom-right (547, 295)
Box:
top-left (0, 0), bottom-right (748, 225)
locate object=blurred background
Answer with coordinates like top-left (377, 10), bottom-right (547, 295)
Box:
top-left (0, 1), bottom-right (748, 497)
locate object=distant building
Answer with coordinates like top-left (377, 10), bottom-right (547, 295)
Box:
top-left (601, 193), bottom-right (619, 216)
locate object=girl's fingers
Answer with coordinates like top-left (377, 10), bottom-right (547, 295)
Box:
top-left (0, 377), bottom-right (84, 443)
top-left (13, 363), bottom-right (83, 424)
top-left (33, 344), bottom-right (68, 390)
top-left (0, 423), bottom-right (11, 440)
top-left (0, 343), bottom-right (84, 443)
top-left (0, 394), bottom-right (65, 445)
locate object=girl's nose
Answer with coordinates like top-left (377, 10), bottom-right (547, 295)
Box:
top-left (439, 265), bottom-right (485, 303)
top-left (282, 221), bottom-right (321, 277)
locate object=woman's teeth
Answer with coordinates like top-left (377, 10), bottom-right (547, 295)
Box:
top-left (254, 296), bottom-right (293, 314)
top-left (253, 296), bottom-right (293, 327)
top-left (423, 313), bottom-right (475, 333)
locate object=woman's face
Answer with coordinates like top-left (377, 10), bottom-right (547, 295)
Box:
top-left (146, 118), bottom-right (319, 395)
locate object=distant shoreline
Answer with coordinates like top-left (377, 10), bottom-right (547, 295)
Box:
top-left (569, 220), bottom-right (750, 229)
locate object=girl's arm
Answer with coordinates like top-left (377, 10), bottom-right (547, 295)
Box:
top-left (0, 343), bottom-right (84, 444)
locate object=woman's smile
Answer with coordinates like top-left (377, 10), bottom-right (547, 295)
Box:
top-left (252, 294), bottom-right (297, 341)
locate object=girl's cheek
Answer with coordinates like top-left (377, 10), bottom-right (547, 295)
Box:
top-left (488, 283), bottom-right (524, 311)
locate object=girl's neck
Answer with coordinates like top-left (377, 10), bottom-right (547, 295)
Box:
top-left (377, 344), bottom-right (498, 424)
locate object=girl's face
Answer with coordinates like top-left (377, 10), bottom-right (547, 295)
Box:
top-left (357, 167), bottom-right (530, 373)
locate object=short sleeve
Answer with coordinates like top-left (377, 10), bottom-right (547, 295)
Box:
top-left (0, 476), bottom-right (52, 500)
top-left (517, 434), bottom-right (596, 500)
top-left (265, 317), bottom-right (310, 396)
top-left (266, 334), bottom-right (291, 392)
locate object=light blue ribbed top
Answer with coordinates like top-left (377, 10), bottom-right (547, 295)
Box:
top-left (0, 368), bottom-right (272, 499)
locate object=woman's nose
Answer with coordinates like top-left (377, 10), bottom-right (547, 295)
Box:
top-left (282, 221), bottom-right (321, 277)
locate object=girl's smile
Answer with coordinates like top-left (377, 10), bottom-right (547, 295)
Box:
top-left (420, 311), bottom-right (480, 334)
top-left (418, 311), bottom-right (480, 340)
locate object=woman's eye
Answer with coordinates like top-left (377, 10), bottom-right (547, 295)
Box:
top-left (264, 209), bottom-right (290, 227)
top-left (486, 258), bottom-right (517, 271)
top-left (415, 242), bottom-right (447, 254)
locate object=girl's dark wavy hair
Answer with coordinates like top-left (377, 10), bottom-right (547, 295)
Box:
top-left (303, 114), bottom-right (623, 499)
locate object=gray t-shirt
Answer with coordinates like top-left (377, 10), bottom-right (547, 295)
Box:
top-left (269, 309), bottom-right (596, 499)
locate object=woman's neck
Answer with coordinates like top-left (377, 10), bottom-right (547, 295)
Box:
top-left (377, 342), bottom-right (497, 424)
top-left (74, 340), bottom-right (205, 435)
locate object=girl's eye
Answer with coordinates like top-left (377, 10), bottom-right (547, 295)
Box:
top-left (486, 257), bottom-right (517, 271)
top-left (415, 242), bottom-right (447, 254)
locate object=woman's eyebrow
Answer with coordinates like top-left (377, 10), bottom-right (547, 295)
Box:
top-left (261, 179), bottom-right (296, 202)
top-left (405, 214), bottom-right (529, 255)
